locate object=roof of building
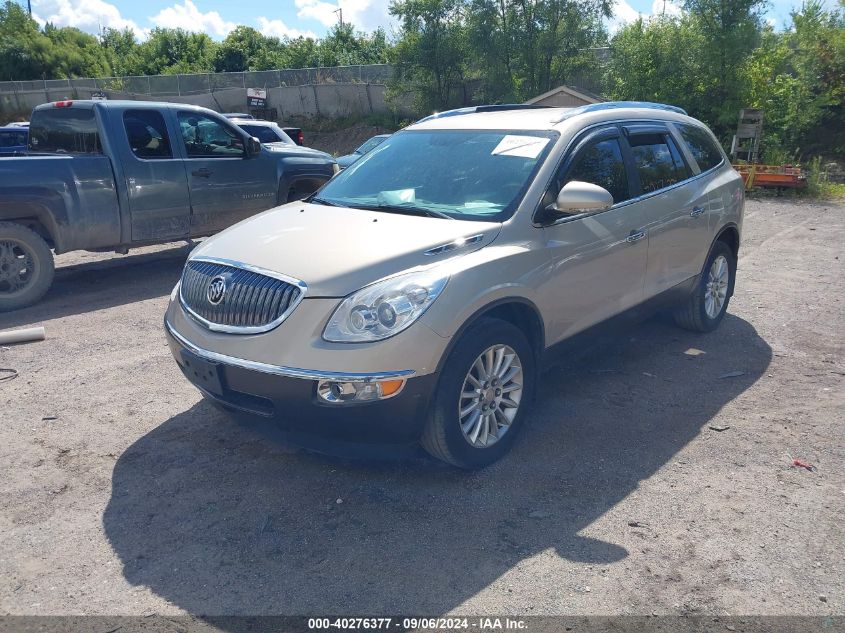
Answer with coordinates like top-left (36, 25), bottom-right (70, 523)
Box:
top-left (524, 85), bottom-right (605, 106)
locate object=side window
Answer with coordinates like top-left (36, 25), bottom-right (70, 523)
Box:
top-left (177, 112), bottom-right (244, 158)
top-left (628, 133), bottom-right (689, 194)
top-left (564, 137), bottom-right (630, 205)
top-left (677, 123), bottom-right (723, 172)
top-left (123, 110), bottom-right (172, 159)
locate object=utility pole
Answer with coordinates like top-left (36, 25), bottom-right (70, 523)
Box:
top-left (334, 7), bottom-right (343, 28)
top-left (27, 0), bottom-right (32, 16)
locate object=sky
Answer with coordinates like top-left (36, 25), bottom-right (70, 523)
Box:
top-left (25, 0), bottom-right (839, 42)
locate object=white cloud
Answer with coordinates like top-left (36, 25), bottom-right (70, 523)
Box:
top-left (257, 17), bottom-right (317, 40)
top-left (608, 0), bottom-right (641, 31)
top-left (32, 0), bottom-right (147, 39)
top-left (650, 0), bottom-right (682, 16)
top-left (295, 0), bottom-right (393, 33)
top-left (149, 0), bottom-right (235, 38)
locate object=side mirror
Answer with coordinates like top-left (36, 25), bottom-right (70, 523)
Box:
top-left (246, 136), bottom-right (262, 157)
top-left (548, 181), bottom-right (614, 216)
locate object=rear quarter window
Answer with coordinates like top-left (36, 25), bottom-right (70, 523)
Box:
top-left (28, 108), bottom-right (102, 154)
top-left (678, 123), bottom-right (724, 172)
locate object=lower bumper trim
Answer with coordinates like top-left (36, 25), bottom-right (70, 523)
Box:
top-left (164, 318), bottom-right (415, 382)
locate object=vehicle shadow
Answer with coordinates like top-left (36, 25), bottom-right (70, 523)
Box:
top-left (103, 313), bottom-right (771, 616)
top-left (0, 245), bottom-right (190, 329)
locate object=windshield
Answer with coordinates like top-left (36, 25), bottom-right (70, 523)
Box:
top-left (356, 135), bottom-right (388, 154)
top-left (240, 124), bottom-right (290, 144)
top-left (316, 129), bottom-right (557, 221)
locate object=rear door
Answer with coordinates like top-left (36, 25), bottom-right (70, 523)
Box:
top-left (536, 126), bottom-right (650, 342)
top-left (620, 123), bottom-right (703, 297)
top-left (118, 108), bottom-right (192, 242)
top-left (175, 111), bottom-right (277, 236)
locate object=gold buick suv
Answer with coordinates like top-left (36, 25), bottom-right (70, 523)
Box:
top-left (165, 102), bottom-right (744, 468)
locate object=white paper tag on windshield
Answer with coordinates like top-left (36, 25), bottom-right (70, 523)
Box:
top-left (491, 135), bottom-right (549, 158)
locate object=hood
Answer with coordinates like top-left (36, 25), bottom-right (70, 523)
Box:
top-left (263, 142), bottom-right (333, 161)
top-left (190, 202), bottom-right (501, 296)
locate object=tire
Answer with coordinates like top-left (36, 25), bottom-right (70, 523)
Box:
top-left (421, 317), bottom-right (536, 469)
top-left (0, 222), bottom-right (55, 312)
top-left (673, 240), bottom-right (735, 333)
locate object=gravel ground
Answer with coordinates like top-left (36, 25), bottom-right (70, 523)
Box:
top-left (0, 199), bottom-right (842, 618)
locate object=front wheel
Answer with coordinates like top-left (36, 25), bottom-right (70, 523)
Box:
top-left (421, 317), bottom-right (536, 469)
top-left (0, 222), bottom-right (55, 312)
top-left (673, 240), bottom-right (736, 332)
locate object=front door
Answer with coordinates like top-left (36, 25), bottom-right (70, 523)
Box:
top-left (535, 128), bottom-right (649, 344)
top-left (175, 111), bottom-right (277, 236)
top-left (120, 109), bottom-right (192, 242)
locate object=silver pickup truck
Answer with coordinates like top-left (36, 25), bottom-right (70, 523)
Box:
top-left (0, 100), bottom-right (337, 311)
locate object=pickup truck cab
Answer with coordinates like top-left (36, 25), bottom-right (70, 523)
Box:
top-left (0, 100), bottom-right (336, 311)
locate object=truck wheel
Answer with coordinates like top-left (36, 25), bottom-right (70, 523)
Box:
top-left (673, 240), bottom-right (735, 332)
top-left (0, 222), bottom-right (55, 312)
top-left (420, 317), bottom-right (536, 469)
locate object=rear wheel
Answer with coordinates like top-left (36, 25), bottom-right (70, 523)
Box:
top-left (0, 222), bottom-right (55, 312)
top-left (421, 318), bottom-right (535, 469)
top-left (673, 240), bottom-right (735, 332)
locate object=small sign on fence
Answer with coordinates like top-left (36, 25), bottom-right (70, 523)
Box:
top-left (247, 88), bottom-right (267, 109)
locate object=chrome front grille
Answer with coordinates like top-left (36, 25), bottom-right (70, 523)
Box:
top-left (179, 258), bottom-right (305, 333)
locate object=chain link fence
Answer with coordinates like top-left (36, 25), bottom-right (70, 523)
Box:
top-left (0, 64), bottom-right (394, 96)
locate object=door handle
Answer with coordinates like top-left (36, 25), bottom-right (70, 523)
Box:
top-left (192, 168), bottom-right (212, 178)
top-left (690, 205), bottom-right (705, 217)
top-left (626, 230), bottom-right (646, 243)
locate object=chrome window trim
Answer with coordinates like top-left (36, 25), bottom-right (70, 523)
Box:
top-left (166, 318), bottom-right (415, 382)
top-left (179, 256), bottom-right (308, 335)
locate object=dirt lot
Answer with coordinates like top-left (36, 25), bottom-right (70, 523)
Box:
top-left (0, 199), bottom-right (842, 618)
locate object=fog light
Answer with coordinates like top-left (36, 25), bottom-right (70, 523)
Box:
top-left (317, 378), bottom-right (406, 404)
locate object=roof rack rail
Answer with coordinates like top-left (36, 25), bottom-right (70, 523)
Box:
top-left (416, 104), bottom-right (550, 124)
top-left (554, 101), bottom-right (687, 122)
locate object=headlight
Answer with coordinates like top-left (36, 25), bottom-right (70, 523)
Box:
top-left (323, 269), bottom-right (449, 342)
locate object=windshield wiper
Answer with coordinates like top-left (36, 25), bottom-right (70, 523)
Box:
top-left (309, 196), bottom-right (340, 207)
top-left (358, 203), bottom-right (454, 220)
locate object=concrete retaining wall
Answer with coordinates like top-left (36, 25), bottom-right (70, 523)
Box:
top-left (1, 83), bottom-right (414, 121)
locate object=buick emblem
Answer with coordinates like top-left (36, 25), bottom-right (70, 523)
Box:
top-left (206, 276), bottom-right (227, 305)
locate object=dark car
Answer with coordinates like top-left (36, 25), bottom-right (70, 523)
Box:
top-left (336, 134), bottom-right (391, 170)
top-left (0, 127), bottom-right (28, 155)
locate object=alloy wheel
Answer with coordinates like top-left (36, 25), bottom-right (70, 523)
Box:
top-left (458, 344), bottom-right (523, 448)
top-left (704, 254), bottom-right (729, 319)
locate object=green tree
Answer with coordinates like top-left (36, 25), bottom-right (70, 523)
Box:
top-left (44, 24), bottom-right (112, 78)
top-left (101, 27), bottom-right (138, 77)
top-left (682, 0), bottom-right (766, 130)
top-left (130, 28), bottom-right (217, 76)
top-left (0, 0), bottom-right (53, 80)
top-left (214, 26), bottom-right (269, 72)
top-left (390, 0), bottom-right (468, 110)
top-left (742, 1), bottom-right (845, 157)
top-left (605, 15), bottom-right (707, 115)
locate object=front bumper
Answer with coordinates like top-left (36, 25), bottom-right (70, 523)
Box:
top-left (165, 320), bottom-right (437, 445)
